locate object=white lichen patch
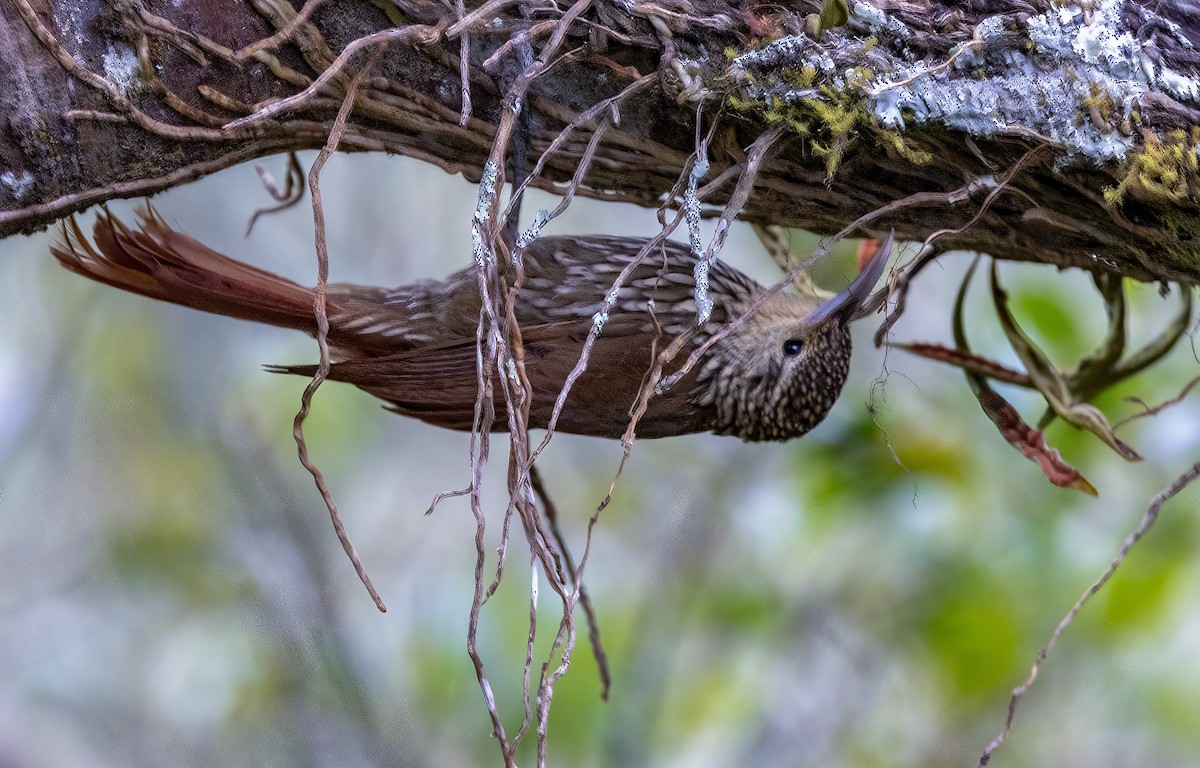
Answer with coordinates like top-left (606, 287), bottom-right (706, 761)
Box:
top-left (732, 36), bottom-right (836, 82)
top-left (848, 0), bottom-right (910, 41)
top-left (515, 209), bottom-right (550, 252)
top-left (1, 170), bottom-right (35, 200)
top-left (683, 154), bottom-right (713, 325)
top-left (734, 0), bottom-right (1200, 164)
top-left (885, 0), bottom-right (1199, 161)
top-left (471, 161), bottom-right (500, 267)
top-left (869, 0), bottom-right (1152, 160)
top-left (51, 1), bottom-right (88, 52)
top-left (874, 55), bottom-right (1137, 161)
top-left (102, 43), bottom-right (141, 94)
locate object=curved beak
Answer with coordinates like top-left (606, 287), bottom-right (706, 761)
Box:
top-left (802, 231), bottom-right (893, 327)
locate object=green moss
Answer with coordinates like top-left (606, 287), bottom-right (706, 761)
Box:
top-left (721, 44), bottom-right (930, 181)
top-left (811, 114), bottom-right (858, 175)
top-left (1101, 128), bottom-right (1200, 274)
top-left (1082, 81), bottom-right (1122, 133)
top-left (779, 63), bottom-right (818, 89)
top-left (768, 80), bottom-right (874, 179)
top-left (1105, 127), bottom-right (1200, 206)
top-left (878, 129), bottom-right (934, 165)
top-left (726, 94), bottom-right (756, 113)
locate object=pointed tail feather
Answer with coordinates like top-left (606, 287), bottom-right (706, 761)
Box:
top-left (53, 207), bottom-right (321, 332)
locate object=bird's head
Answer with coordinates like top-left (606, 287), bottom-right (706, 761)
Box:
top-left (700, 233), bottom-right (893, 441)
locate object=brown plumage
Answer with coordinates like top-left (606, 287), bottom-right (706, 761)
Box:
top-left (52, 208), bottom-right (891, 441)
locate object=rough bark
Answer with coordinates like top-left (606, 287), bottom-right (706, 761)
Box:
top-left (3, 0), bottom-right (1200, 284)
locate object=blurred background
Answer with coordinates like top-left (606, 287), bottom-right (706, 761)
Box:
top-left (1, 154), bottom-right (1198, 767)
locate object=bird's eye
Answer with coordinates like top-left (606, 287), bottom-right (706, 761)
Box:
top-left (782, 338), bottom-right (803, 357)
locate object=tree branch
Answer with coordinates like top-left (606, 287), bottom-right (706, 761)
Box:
top-left (3, 0), bottom-right (1199, 284)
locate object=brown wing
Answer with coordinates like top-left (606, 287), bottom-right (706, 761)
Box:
top-left (514, 236), bottom-right (760, 334)
top-left (271, 313), bottom-right (711, 439)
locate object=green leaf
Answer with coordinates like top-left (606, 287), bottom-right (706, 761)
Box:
top-left (817, 0), bottom-right (850, 32)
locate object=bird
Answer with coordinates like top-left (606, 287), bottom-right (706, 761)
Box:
top-left (52, 208), bottom-right (892, 442)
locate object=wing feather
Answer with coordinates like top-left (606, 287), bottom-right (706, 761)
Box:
top-left (270, 314), bottom-right (708, 438)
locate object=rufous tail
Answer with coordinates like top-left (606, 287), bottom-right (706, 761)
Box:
top-left (53, 207), bottom-right (321, 332)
